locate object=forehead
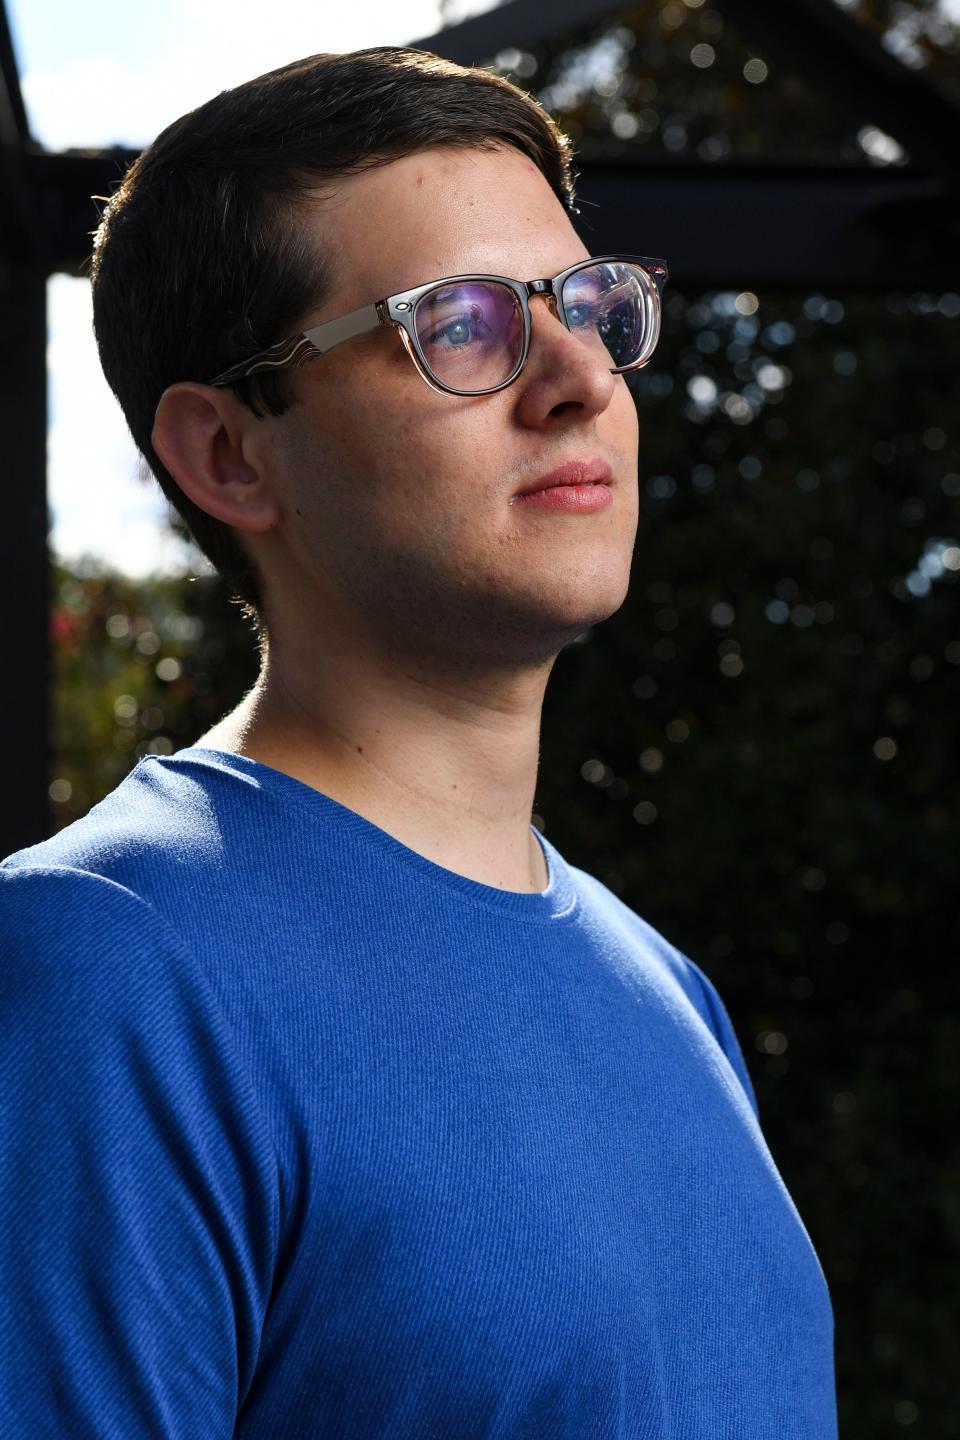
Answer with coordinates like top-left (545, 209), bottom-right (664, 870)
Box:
top-left (303, 144), bottom-right (587, 311)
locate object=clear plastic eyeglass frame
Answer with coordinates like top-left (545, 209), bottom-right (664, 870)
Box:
top-left (208, 254), bottom-right (669, 397)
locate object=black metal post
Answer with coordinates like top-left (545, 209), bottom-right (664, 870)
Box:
top-left (0, 261), bottom-right (49, 856)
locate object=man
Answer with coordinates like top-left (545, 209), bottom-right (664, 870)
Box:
top-left (0, 47), bottom-right (837, 1438)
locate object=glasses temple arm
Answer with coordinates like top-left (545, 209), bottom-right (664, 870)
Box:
top-left (209, 302), bottom-right (383, 386)
top-left (302, 301), bottom-right (383, 355)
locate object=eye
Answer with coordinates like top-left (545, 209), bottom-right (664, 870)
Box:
top-left (438, 316), bottom-right (473, 347)
top-left (426, 304), bottom-right (489, 348)
top-left (565, 300), bottom-right (597, 330)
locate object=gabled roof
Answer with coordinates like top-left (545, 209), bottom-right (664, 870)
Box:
top-left (415, 0), bottom-right (960, 181)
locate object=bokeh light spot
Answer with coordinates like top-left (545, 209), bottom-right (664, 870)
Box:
top-left (105, 612), bottom-right (131, 639)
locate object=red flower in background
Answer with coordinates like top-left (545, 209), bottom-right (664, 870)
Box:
top-left (50, 609), bottom-right (78, 646)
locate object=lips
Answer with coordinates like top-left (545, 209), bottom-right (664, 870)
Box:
top-left (513, 458), bottom-right (613, 500)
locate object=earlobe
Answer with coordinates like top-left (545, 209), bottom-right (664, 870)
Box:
top-left (151, 382), bottom-right (279, 532)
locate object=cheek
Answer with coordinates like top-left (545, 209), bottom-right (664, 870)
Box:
top-left (333, 386), bottom-right (502, 512)
top-left (286, 380), bottom-right (491, 557)
top-left (608, 381), bottom-right (640, 452)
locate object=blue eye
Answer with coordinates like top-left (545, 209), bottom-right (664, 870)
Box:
top-left (426, 305), bottom-right (490, 349)
top-left (439, 317), bottom-right (473, 347)
top-left (565, 301), bottom-right (596, 330)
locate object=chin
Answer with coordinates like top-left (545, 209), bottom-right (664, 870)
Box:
top-left (518, 573), bottom-right (633, 657)
top-left (559, 563), bottom-right (633, 625)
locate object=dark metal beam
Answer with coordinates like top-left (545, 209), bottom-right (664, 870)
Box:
top-left (0, 261), bottom-right (49, 857)
top-left (0, 0), bottom-right (38, 258)
top-left (30, 147), bottom-right (960, 294)
top-left (24, 145), bottom-right (133, 274)
top-left (0, 0), bottom-right (29, 147)
top-left (572, 157), bottom-right (960, 292)
top-left (0, 4), bottom-right (49, 854)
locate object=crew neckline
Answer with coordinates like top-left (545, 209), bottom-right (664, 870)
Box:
top-left (138, 745), bottom-right (579, 924)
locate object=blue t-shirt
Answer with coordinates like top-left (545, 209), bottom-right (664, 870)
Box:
top-left (0, 746), bottom-right (837, 1438)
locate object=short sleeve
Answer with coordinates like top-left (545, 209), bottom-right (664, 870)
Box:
top-left (0, 866), bottom-right (280, 1438)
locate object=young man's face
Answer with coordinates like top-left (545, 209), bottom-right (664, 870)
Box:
top-left (251, 142), bottom-right (642, 667)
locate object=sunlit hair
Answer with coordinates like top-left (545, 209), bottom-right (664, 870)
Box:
top-left (90, 47), bottom-right (577, 643)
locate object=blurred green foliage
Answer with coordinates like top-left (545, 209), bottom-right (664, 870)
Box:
top-left (478, 0), bottom-right (960, 160)
top-left (50, 562), bottom-right (259, 824)
top-left (50, 1), bottom-right (959, 1435)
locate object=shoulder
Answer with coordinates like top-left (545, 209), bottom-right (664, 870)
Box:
top-left (569, 864), bottom-right (712, 1006)
top-left (0, 862), bottom-right (215, 1040)
top-left (0, 756), bottom-right (244, 954)
top-left (1, 859), bottom-right (177, 959)
top-left (0, 759), bottom-right (247, 1070)
top-left (0, 859), bottom-right (280, 1201)
top-left (3, 755), bottom-right (227, 878)
top-left (567, 864), bottom-right (761, 1118)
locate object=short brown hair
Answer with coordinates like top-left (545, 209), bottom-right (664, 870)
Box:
top-left (90, 47), bottom-right (576, 641)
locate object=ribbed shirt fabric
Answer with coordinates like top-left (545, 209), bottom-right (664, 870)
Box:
top-left (0, 746), bottom-right (837, 1438)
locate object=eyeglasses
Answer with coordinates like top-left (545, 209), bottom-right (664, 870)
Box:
top-left (208, 254), bottom-right (669, 397)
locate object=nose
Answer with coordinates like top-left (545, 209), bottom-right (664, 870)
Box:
top-left (512, 291), bottom-right (618, 429)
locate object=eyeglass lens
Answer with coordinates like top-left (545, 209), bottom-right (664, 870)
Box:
top-left (413, 282), bottom-right (524, 394)
top-left (411, 262), bottom-right (657, 394)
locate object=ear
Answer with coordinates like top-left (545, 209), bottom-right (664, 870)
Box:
top-left (151, 382), bottom-right (281, 534)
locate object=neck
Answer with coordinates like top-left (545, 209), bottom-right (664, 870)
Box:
top-left (202, 625), bottom-right (555, 893)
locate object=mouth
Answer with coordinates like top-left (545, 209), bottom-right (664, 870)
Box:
top-left (511, 457), bottom-right (613, 501)
top-left (510, 457), bottom-right (614, 509)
